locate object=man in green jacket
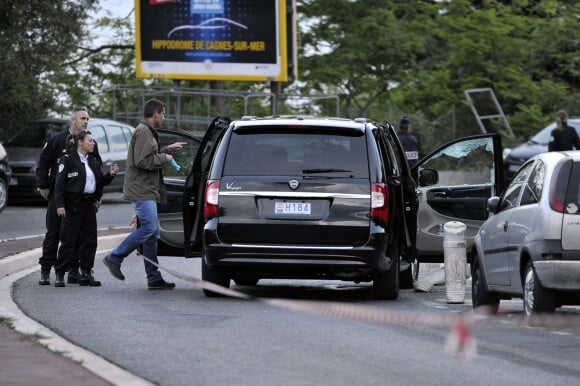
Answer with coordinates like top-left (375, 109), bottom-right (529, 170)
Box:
top-left (103, 98), bottom-right (186, 289)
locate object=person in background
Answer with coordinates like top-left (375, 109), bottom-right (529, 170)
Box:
top-left (36, 107), bottom-right (112, 285)
top-left (53, 130), bottom-right (118, 287)
top-left (103, 98), bottom-right (186, 290)
top-left (397, 116), bottom-right (421, 167)
top-left (548, 110), bottom-right (580, 151)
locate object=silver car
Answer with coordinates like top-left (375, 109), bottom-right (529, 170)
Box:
top-left (5, 118), bottom-right (134, 202)
top-left (471, 151), bottom-right (580, 315)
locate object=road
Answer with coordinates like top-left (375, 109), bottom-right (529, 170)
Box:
top-left (12, 254), bottom-right (580, 386)
top-left (1, 193), bottom-right (132, 240)
top-left (4, 202), bottom-right (580, 385)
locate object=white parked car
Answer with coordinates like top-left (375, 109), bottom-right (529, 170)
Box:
top-left (471, 151), bottom-right (580, 315)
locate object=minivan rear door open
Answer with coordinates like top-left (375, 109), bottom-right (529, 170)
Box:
top-left (156, 128), bottom-right (202, 257)
top-left (182, 117), bottom-right (231, 257)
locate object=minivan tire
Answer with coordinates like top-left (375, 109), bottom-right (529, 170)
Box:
top-left (201, 255), bottom-right (230, 297)
top-left (373, 247), bottom-right (400, 300)
top-left (399, 256), bottom-right (418, 289)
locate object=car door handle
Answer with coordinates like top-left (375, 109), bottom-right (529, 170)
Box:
top-left (503, 220), bottom-right (508, 232)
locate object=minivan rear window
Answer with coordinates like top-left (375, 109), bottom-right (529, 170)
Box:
top-left (223, 130), bottom-right (369, 177)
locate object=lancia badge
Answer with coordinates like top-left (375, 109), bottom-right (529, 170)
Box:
top-left (288, 179), bottom-right (300, 190)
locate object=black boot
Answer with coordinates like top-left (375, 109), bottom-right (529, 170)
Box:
top-left (39, 272), bottom-right (50, 286)
top-left (67, 267), bottom-right (80, 284)
top-left (79, 269), bottom-right (101, 287)
top-left (54, 273), bottom-right (66, 287)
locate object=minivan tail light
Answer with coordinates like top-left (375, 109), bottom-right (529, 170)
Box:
top-left (549, 159), bottom-right (572, 213)
top-left (371, 183), bottom-right (389, 222)
top-left (204, 179), bottom-right (220, 219)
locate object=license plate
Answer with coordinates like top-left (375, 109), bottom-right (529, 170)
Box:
top-left (275, 201), bottom-right (311, 214)
top-left (9, 178), bottom-right (18, 186)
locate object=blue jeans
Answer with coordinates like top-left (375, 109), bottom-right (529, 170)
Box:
top-left (108, 200), bottom-right (162, 283)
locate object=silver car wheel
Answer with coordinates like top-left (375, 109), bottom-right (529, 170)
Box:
top-left (0, 179), bottom-right (7, 212)
top-left (524, 267), bottom-right (535, 316)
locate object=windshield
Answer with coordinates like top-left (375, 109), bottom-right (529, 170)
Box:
top-left (6, 121), bottom-right (68, 147)
top-left (531, 120), bottom-right (580, 145)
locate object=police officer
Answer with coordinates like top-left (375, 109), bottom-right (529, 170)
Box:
top-left (36, 107), bottom-right (106, 285)
top-left (397, 116), bottom-right (421, 167)
top-left (53, 130), bottom-right (116, 287)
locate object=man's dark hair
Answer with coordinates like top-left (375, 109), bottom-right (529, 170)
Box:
top-left (399, 116), bottom-right (411, 132)
top-left (143, 99), bottom-right (166, 118)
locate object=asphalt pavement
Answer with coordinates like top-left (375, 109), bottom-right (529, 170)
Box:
top-left (0, 228), bottom-right (455, 386)
top-left (0, 228), bottom-right (154, 386)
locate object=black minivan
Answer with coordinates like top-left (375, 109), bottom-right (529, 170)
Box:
top-left (154, 116), bottom-right (505, 300)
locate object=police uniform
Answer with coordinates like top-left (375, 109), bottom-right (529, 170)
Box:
top-left (52, 151), bottom-right (113, 286)
top-left (398, 131), bottom-right (421, 167)
top-left (397, 116), bottom-right (421, 167)
top-left (35, 129), bottom-right (103, 283)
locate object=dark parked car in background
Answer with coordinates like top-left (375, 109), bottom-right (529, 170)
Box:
top-left (503, 118), bottom-right (580, 183)
top-left (0, 142), bottom-right (12, 212)
top-left (151, 116), bottom-right (505, 300)
top-left (5, 118), bottom-right (134, 202)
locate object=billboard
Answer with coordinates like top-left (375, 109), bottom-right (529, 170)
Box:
top-left (135, 0), bottom-right (293, 82)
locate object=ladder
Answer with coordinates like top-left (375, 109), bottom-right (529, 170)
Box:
top-left (464, 88), bottom-right (513, 136)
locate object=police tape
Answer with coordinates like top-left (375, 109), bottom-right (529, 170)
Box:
top-left (138, 254), bottom-right (580, 360)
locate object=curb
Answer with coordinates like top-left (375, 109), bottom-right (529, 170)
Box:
top-left (0, 233), bottom-right (130, 277)
top-left (0, 233), bottom-right (155, 386)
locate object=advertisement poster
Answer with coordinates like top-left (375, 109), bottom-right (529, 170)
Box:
top-left (136, 0), bottom-right (290, 81)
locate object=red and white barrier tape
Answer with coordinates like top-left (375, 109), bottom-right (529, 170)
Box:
top-left (137, 254), bottom-right (580, 360)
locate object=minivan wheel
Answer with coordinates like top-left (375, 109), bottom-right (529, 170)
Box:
top-left (373, 253), bottom-right (399, 300)
top-left (399, 256), bottom-right (418, 289)
top-left (201, 256), bottom-right (230, 297)
top-left (471, 260), bottom-right (499, 314)
top-left (523, 262), bottom-right (555, 316)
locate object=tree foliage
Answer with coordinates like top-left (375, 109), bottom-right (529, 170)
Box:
top-left (2, 0), bottom-right (579, 145)
top-left (0, 0), bottom-right (98, 138)
top-left (298, 0), bottom-right (580, 145)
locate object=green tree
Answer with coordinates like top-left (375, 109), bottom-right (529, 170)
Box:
top-left (298, 0), bottom-right (438, 119)
top-left (0, 0), bottom-right (98, 139)
top-left (298, 0), bottom-right (580, 147)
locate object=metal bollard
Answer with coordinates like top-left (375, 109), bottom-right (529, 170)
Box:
top-left (443, 221), bottom-right (467, 304)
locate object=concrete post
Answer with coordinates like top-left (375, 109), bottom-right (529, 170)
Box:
top-left (443, 221), bottom-right (467, 303)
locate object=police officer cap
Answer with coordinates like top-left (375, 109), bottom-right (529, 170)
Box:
top-left (400, 116), bottom-right (411, 126)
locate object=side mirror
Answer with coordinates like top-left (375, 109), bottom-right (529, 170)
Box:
top-left (418, 168), bottom-right (438, 186)
top-left (487, 196), bottom-right (500, 214)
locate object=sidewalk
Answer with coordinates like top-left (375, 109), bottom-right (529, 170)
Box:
top-left (0, 228), bottom-right (154, 386)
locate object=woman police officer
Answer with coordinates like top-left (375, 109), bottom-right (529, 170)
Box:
top-left (53, 130), bottom-right (118, 287)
